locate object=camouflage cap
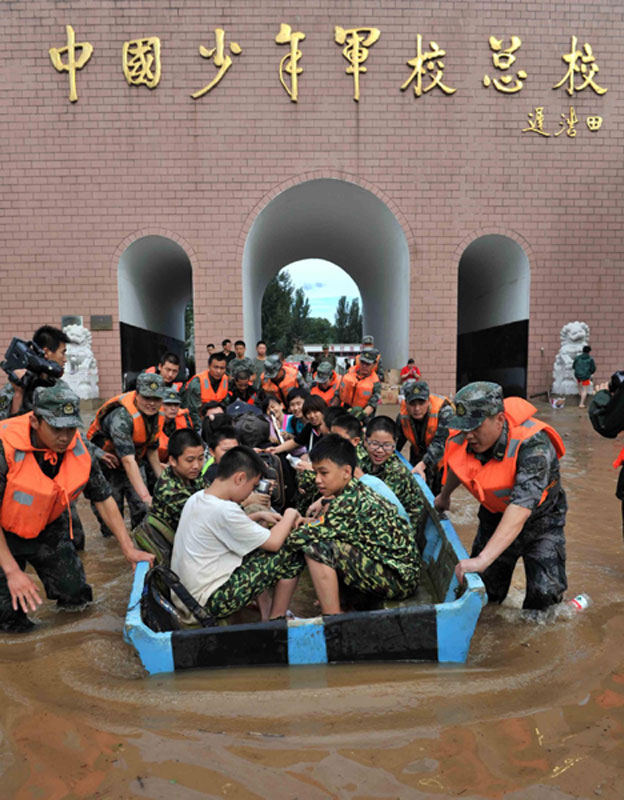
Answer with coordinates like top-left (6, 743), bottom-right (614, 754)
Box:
top-left (231, 363), bottom-right (251, 379)
top-left (136, 371), bottom-right (166, 399)
top-left (359, 347), bottom-right (379, 365)
top-left (162, 386), bottom-right (181, 404)
top-left (322, 343), bottom-right (330, 349)
top-left (447, 381), bottom-right (504, 431)
top-left (33, 383), bottom-right (82, 428)
top-left (362, 335), bottom-right (375, 346)
top-left (316, 361), bottom-right (334, 381)
top-left (263, 354), bottom-right (282, 379)
top-left (404, 380), bottom-right (430, 404)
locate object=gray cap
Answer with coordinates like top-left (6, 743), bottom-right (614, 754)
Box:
top-left (33, 383), bottom-right (82, 428)
top-left (263, 354), bottom-right (282, 379)
top-left (162, 386), bottom-right (181, 404)
top-left (359, 347), bottom-right (379, 365)
top-left (316, 361), bottom-right (334, 381)
top-left (362, 335), bottom-right (375, 346)
top-left (404, 380), bottom-right (430, 404)
top-left (136, 372), bottom-right (166, 399)
top-left (447, 381), bottom-right (504, 431)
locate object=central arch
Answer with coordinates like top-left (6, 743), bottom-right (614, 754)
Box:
top-left (242, 178), bottom-right (410, 365)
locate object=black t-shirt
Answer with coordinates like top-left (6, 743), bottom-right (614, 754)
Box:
top-left (294, 424), bottom-right (323, 451)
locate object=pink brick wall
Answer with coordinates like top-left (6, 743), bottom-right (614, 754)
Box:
top-left (1, 1), bottom-right (622, 398)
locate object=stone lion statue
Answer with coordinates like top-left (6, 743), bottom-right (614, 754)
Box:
top-left (552, 321), bottom-right (589, 395)
top-left (62, 323), bottom-right (100, 399)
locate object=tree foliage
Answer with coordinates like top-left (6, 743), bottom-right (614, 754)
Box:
top-left (261, 272), bottom-right (363, 352)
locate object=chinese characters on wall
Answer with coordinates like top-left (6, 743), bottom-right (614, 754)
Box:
top-left (48, 25), bottom-right (608, 134)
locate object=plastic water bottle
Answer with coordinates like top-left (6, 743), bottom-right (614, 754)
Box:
top-left (567, 593), bottom-right (592, 611)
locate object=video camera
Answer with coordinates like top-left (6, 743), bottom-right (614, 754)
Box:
top-left (1, 338), bottom-right (63, 389)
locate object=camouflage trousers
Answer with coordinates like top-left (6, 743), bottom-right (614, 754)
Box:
top-left (296, 468), bottom-right (320, 515)
top-left (0, 513), bottom-right (93, 632)
top-left (472, 491), bottom-right (568, 611)
top-left (205, 547), bottom-right (305, 619)
top-left (304, 540), bottom-right (416, 602)
top-left (91, 465), bottom-right (147, 537)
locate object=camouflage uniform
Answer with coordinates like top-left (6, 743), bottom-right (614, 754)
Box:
top-left (0, 387), bottom-right (111, 631)
top-left (447, 381), bottom-right (567, 611)
top-left (227, 356), bottom-right (256, 378)
top-left (356, 444), bottom-right (425, 530)
top-left (295, 467), bottom-right (319, 515)
top-left (150, 465), bottom-right (205, 533)
top-left (287, 478), bottom-right (421, 600)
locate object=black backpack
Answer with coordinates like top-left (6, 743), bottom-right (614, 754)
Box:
top-left (140, 565), bottom-right (215, 632)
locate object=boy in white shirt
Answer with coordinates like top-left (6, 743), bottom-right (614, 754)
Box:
top-left (171, 446), bottom-right (303, 621)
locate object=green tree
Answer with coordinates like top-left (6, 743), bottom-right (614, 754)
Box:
top-left (261, 272), bottom-right (294, 354)
top-left (305, 317), bottom-right (334, 344)
top-left (334, 295), bottom-right (349, 341)
top-left (290, 287), bottom-right (310, 347)
top-left (346, 297), bottom-right (363, 342)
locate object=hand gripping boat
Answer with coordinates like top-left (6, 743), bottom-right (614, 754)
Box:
top-left (124, 464), bottom-right (487, 675)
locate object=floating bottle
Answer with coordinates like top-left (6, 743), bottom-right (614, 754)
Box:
top-left (568, 593), bottom-right (592, 611)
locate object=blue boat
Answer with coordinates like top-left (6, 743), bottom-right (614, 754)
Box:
top-left (124, 468), bottom-right (487, 675)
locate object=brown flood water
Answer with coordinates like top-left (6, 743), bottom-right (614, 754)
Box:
top-left (1, 401), bottom-right (623, 800)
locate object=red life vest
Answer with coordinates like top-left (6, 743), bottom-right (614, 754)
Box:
top-left (0, 414), bottom-right (91, 539)
top-left (87, 391), bottom-right (157, 460)
top-left (261, 365), bottom-right (300, 407)
top-left (399, 394), bottom-right (451, 466)
top-left (145, 366), bottom-right (183, 393)
top-left (311, 371), bottom-right (341, 404)
top-left (187, 371), bottom-right (229, 404)
top-left (613, 445), bottom-right (624, 469)
top-left (157, 408), bottom-right (193, 462)
top-left (339, 369), bottom-right (380, 409)
top-left (444, 397), bottom-right (565, 515)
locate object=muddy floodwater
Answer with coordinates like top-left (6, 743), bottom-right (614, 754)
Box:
top-left (1, 401), bottom-right (623, 799)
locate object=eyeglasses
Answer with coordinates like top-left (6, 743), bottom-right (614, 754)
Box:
top-left (366, 439), bottom-right (395, 453)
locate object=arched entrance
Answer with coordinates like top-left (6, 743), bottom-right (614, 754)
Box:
top-left (242, 179), bottom-right (410, 365)
top-left (117, 235), bottom-right (193, 384)
top-left (457, 234), bottom-right (530, 396)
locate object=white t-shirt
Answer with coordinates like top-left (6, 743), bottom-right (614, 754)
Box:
top-left (171, 490), bottom-right (270, 612)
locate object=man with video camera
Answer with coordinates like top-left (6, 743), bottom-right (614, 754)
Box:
top-left (0, 326), bottom-right (69, 420)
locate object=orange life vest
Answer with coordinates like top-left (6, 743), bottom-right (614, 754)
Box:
top-left (399, 394), bottom-right (451, 466)
top-left (87, 391), bottom-right (157, 460)
top-left (157, 408), bottom-right (193, 462)
top-left (145, 366), bottom-right (183, 393)
top-left (355, 352), bottom-right (380, 373)
top-left (190, 371), bottom-right (229, 404)
top-left (339, 369), bottom-right (380, 409)
top-left (613, 445), bottom-right (624, 469)
top-left (261, 365), bottom-right (300, 407)
top-left (444, 397), bottom-right (565, 515)
top-left (311, 371), bottom-right (341, 404)
top-left (0, 414), bottom-right (91, 539)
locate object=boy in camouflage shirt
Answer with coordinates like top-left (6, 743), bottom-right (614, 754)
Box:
top-left (356, 416), bottom-right (425, 530)
top-left (288, 435), bottom-right (421, 614)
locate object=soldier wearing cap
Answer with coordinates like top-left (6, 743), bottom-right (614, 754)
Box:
top-left (260, 355), bottom-right (303, 409)
top-left (0, 384), bottom-right (153, 632)
top-left (311, 361), bottom-right (341, 406)
top-left (184, 351), bottom-right (231, 432)
top-left (339, 348), bottom-right (382, 417)
top-left (436, 381), bottom-right (568, 611)
top-left (88, 372), bottom-right (166, 535)
top-left (354, 335), bottom-right (384, 381)
top-left (396, 380), bottom-right (454, 493)
top-left (313, 344), bottom-right (336, 372)
top-left (156, 387), bottom-right (193, 464)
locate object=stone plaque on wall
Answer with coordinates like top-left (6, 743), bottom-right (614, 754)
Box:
top-left (61, 315), bottom-right (83, 327)
top-left (90, 315), bottom-right (113, 331)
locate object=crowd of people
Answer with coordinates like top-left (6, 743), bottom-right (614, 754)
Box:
top-left (0, 324), bottom-right (621, 634)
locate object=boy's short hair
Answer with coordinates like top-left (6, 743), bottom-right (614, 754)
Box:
top-left (33, 325), bottom-right (70, 352)
top-left (168, 428), bottom-right (203, 459)
top-left (323, 406), bottom-right (344, 429)
top-left (234, 339), bottom-right (245, 348)
top-left (365, 415), bottom-right (397, 439)
top-left (331, 412), bottom-right (362, 440)
top-left (209, 352), bottom-right (227, 365)
top-left (222, 338), bottom-right (231, 347)
top-left (207, 425), bottom-right (239, 451)
top-left (302, 394), bottom-right (327, 415)
top-left (217, 445), bottom-right (266, 480)
top-left (309, 434), bottom-right (357, 471)
top-left (286, 387), bottom-right (309, 405)
top-left (256, 339), bottom-right (266, 347)
top-left (159, 351), bottom-right (180, 366)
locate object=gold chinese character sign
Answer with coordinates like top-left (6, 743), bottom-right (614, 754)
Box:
top-left (275, 23), bottom-right (305, 102)
top-left (401, 34), bottom-right (456, 97)
top-left (483, 36), bottom-right (526, 93)
top-left (192, 28), bottom-right (242, 99)
top-left (123, 37), bottom-right (161, 88)
top-left (49, 25), bottom-right (93, 103)
top-left (335, 26), bottom-right (380, 102)
top-left (553, 35), bottom-right (607, 96)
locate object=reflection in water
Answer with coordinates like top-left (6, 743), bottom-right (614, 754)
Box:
top-left (1, 403), bottom-right (623, 798)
